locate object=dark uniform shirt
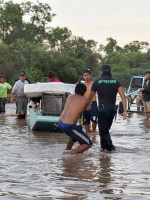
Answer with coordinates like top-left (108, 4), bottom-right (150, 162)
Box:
top-left (142, 80), bottom-right (150, 102)
top-left (91, 73), bottom-right (121, 107)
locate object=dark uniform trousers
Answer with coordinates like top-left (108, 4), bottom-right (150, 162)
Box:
top-left (98, 106), bottom-right (117, 150)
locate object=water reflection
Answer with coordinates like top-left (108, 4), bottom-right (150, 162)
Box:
top-left (60, 151), bottom-right (125, 200)
top-left (139, 119), bottom-right (150, 132)
top-left (98, 155), bottom-right (114, 189)
top-left (0, 104), bottom-right (149, 199)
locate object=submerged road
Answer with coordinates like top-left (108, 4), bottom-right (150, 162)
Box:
top-left (0, 103), bottom-right (150, 200)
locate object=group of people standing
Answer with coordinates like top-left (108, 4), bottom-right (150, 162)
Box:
top-left (0, 65), bottom-right (150, 154)
top-left (0, 71), bottom-right (61, 118)
top-left (59, 64), bottom-right (127, 154)
top-left (59, 66), bottom-right (150, 154)
top-left (0, 71), bottom-right (29, 118)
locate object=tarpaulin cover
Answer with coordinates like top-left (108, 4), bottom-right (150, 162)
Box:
top-left (24, 82), bottom-right (75, 97)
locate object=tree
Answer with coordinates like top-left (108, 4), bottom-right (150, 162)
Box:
top-left (0, 1), bottom-right (23, 44)
top-left (0, 43), bottom-right (16, 82)
top-left (124, 41), bottom-right (149, 52)
top-left (0, 1), bottom-right (55, 44)
top-left (60, 36), bottom-right (100, 75)
top-left (1, 1), bottom-right (150, 87)
top-left (46, 27), bottom-right (72, 51)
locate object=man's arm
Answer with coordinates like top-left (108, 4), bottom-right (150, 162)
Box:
top-left (10, 92), bottom-right (14, 103)
top-left (85, 91), bottom-right (96, 110)
top-left (10, 83), bottom-right (17, 104)
top-left (118, 87), bottom-right (127, 120)
top-left (7, 83), bottom-right (12, 90)
top-left (88, 80), bottom-right (97, 102)
top-left (141, 80), bottom-right (150, 93)
top-left (88, 91), bottom-right (96, 102)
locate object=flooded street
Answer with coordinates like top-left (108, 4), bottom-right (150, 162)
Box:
top-left (0, 103), bottom-right (150, 200)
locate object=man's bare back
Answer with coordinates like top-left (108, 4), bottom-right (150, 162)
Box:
top-left (60, 94), bottom-right (90, 124)
top-left (59, 83), bottom-right (92, 154)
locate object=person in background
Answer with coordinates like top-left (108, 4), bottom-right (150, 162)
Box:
top-left (76, 68), bottom-right (91, 84)
top-left (0, 75), bottom-right (12, 114)
top-left (82, 69), bottom-right (98, 133)
top-left (47, 72), bottom-right (61, 82)
top-left (140, 72), bottom-right (150, 119)
top-left (10, 71), bottom-right (29, 119)
top-left (132, 91), bottom-right (144, 112)
top-left (88, 64), bottom-right (127, 152)
top-left (59, 83), bottom-right (92, 154)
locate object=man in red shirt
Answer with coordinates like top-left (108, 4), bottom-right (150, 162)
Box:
top-left (47, 72), bottom-right (61, 82)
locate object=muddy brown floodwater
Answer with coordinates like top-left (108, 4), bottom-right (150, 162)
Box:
top-left (0, 103), bottom-right (150, 200)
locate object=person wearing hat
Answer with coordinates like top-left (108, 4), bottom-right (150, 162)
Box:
top-left (88, 64), bottom-right (127, 151)
top-left (0, 75), bottom-right (12, 114)
top-left (10, 71), bottom-right (29, 119)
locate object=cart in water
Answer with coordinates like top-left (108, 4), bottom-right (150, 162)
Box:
top-left (119, 76), bottom-right (145, 113)
top-left (24, 82), bottom-right (75, 131)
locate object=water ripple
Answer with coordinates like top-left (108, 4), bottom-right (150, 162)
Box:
top-left (0, 104), bottom-right (149, 199)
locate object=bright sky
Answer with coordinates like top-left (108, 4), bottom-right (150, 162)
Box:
top-left (11, 0), bottom-right (150, 46)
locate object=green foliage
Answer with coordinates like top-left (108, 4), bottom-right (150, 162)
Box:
top-left (21, 1), bottom-right (55, 26)
top-left (98, 38), bottom-right (150, 86)
top-left (25, 66), bottom-right (45, 83)
top-left (45, 51), bottom-right (86, 83)
top-left (0, 43), bottom-right (16, 83)
top-left (0, 1), bottom-right (23, 44)
top-left (0, 1), bottom-right (150, 87)
top-left (113, 68), bottom-right (146, 87)
top-left (0, 1), bottom-right (55, 44)
top-left (47, 27), bottom-right (72, 50)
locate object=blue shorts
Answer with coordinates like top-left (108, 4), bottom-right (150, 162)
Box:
top-left (58, 120), bottom-right (92, 145)
top-left (83, 101), bottom-right (98, 125)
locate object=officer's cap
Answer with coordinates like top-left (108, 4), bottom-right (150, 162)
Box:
top-left (101, 64), bottom-right (111, 73)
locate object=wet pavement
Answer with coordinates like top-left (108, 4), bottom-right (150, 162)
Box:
top-left (0, 103), bottom-right (150, 200)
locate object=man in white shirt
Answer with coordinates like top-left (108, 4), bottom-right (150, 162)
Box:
top-left (11, 71), bottom-right (29, 119)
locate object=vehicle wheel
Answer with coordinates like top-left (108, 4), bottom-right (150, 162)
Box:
top-left (118, 101), bottom-right (123, 113)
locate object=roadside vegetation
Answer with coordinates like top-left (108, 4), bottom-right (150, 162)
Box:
top-left (0, 1), bottom-right (150, 86)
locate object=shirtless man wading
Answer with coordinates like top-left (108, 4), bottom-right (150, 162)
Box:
top-left (82, 70), bottom-right (98, 133)
top-left (59, 83), bottom-right (92, 154)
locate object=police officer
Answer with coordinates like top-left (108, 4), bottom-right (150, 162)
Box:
top-left (88, 64), bottom-right (127, 151)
